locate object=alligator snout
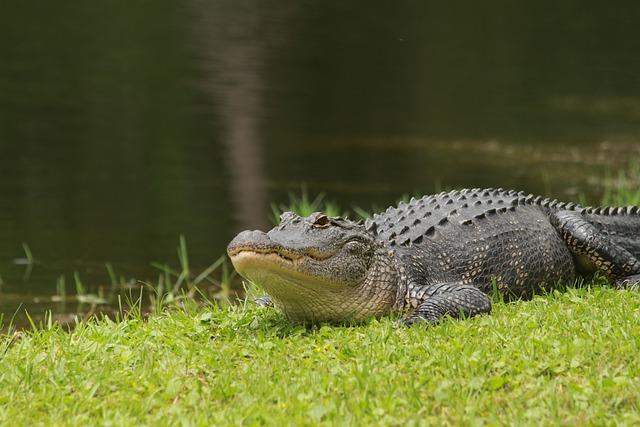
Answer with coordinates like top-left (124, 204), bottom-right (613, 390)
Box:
top-left (227, 230), bottom-right (271, 256)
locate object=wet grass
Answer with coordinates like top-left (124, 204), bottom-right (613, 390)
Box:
top-left (11, 235), bottom-right (238, 326)
top-left (2, 168), bottom-right (640, 425)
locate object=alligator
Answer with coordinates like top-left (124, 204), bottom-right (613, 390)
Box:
top-left (227, 188), bottom-right (640, 325)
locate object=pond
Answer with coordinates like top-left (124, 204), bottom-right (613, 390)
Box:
top-left (1, 1), bottom-right (640, 324)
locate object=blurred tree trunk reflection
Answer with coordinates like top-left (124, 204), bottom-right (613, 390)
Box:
top-left (192, 0), bottom-right (293, 230)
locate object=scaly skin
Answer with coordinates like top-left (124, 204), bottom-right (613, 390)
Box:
top-left (227, 188), bottom-right (640, 325)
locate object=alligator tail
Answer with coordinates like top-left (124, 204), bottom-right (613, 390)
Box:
top-left (581, 206), bottom-right (640, 259)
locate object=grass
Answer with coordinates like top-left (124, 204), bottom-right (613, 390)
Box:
top-left (40, 235), bottom-right (236, 319)
top-left (2, 167), bottom-right (640, 425)
top-left (1, 289), bottom-right (640, 425)
top-left (601, 163), bottom-right (640, 206)
top-left (270, 188), bottom-right (347, 224)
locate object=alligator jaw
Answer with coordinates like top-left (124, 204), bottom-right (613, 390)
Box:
top-left (229, 249), bottom-right (295, 272)
top-left (229, 249), bottom-right (336, 287)
top-left (227, 229), bottom-right (340, 262)
top-left (228, 247), bottom-right (298, 263)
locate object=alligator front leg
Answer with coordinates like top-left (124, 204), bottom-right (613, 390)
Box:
top-left (551, 210), bottom-right (640, 286)
top-left (402, 282), bottom-right (492, 326)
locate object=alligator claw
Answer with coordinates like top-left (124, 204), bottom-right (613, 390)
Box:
top-left (397, 316), bottom-right (430, 327)
top-left (398, 318), bottom-right (416, 327)
top-left (614, 274), bottom-right (640, 290)
top-left (255, 296), bottom-right (274, 308)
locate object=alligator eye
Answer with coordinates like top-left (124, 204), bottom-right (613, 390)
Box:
top-left (313, 214), bottom-right (331, 228)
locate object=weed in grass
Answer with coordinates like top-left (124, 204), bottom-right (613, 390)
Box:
top-left (146, 237), bottom-right (237, 312)
top-left (601, 163), bottom-right (640, 206)
top-left (105, 262), bottom-right (118, 287)
top-left (270, 188), bottom-right (345, 224)
top-left (21, 242), bottom-right (33, 264)
top-left (38, 236), bottom-right (237, 317)
top-left (17, 242), bottom-right (34, 281)
top-left (270, 190), bottom-right (431, 224)
top-left (53, 275), bottom-right (67, 314)
top-left (73, 270), bottom-right (86, 296)
top-left (351, 205), bottom-right (372, 219)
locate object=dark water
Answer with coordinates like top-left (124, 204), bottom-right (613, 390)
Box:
top-left (2, 1), bottom-right (640, 322)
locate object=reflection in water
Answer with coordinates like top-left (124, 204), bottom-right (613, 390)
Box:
top-left (549, 96), bottom-right (640, 121)
top-left (192, 0), bottom-right (291, 230)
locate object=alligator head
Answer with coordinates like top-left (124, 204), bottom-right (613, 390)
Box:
top-left (227, 211), bottom-right (400, 323)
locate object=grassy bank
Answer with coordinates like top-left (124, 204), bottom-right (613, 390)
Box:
top-left (3, 174), bottom-right (640, 425)
top-left (1, 288), bottom-right (640, 425)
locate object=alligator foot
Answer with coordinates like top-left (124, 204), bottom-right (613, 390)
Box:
top-left (401, 282), bottom-right (492, 326)
top-left (551, 211), bottom-right (640, 279)
top-left (614, 274), bottom-right (640, 290)
top-left (255, 295), bottom-right (274, 308)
